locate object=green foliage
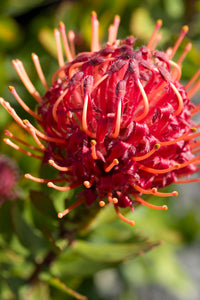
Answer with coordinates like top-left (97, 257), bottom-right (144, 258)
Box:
top-left (0, 0), bottom-right (200, 299)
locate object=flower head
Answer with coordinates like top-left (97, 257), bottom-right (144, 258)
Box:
top-left (0, 154), bottom-right (19, 203)
top-left (1, 12), bottom-right (200, 225)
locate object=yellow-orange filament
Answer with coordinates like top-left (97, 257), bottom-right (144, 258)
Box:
top-left (23, 119), bottom-right (65, 144)
top-left (31, 53), bottom-right (49, 90)
top-left (25, 173), bottom-right (64, 183)
top-left (108, 15), bottom-right (120, 45)
top-left (91, 11), bottom-right (100, 52)
top-left (140, 163), bottom-right (180, 174)
top-left (59, 21), bottom-right (73, 62)
top-left (114, 205), bottom-right (135, 226)
top-left (135, 79), bottom-right (149, 121)
top-left (134, 184), bottom-right (178, 197)
top-left (177, 154), bottom-right (200, 169)
top-left (0, 98), bottom-right (27, 130)
top-left (175, 178), bottom-right (200, 184)
top-left (54, 28), bottom-right (65, 68)
top-left (170, 82), bottom-right (183, 116)
top-left (112, 99), bottom-right (122, 138)
top-left (134, 194), bottom-right (168, 210)
top-left (51, 65), bottom-right (69, 85)
top-left (105, 159), bottom-right (119, 173)
top-left (190, 140), bottom-right (200, 150)
top-left (69, 62), bottom-right (84, 78)
top-left (132, 144), bottom-right (160, 161)
top-left (92, 74), bottom-right (109, 91)
top-left (148, 81), bottom-right (166, 103)
top-left (185, 68), bottom-right (200, 90)
top-left (99, 200), bottom-right (105, 207)
top-left (147, 19), bottom-right (163, 49)
top-left (159, 127), bottom-right (197, 147)
top-left (90, 140), bottom-right (98, 160)
top-left (4, 130), bottom-right (43, 153)
top-left (151, 188), bottom-right (178, 197)
top-left (83, 176), bottom-right (95, 188)
top-left (192, 146), bottom-right (200, 154)
top-left (48, 159), bottom-right (72, 172)
top-left (177, 42), bottom-right (192, 65)
top-left (12, 59), bottom-right (41, 103)
top-left (185, 130), bottom-right (200, 142)
top-left (29, 128), bottom-right (47, 151)
top-left (151, 33), bottom-right (162, 50)
top-left (191, 102), bottom-right (200, 115)
top-left (47, 181), bottom-right (80, 191)
top-left (82, 94), bottom-right (95, 138)
top-left (108, 192), bottom-right (118, 204)
top-left (52, 88), bottom-right (68, 122)
top-left (68, 30), bottom-right (76, 58)
top-left (3, 138), bottom-right (43, 160)
top-left (169, 25), bottom-right (189, 59)
top-left (9, 86), bottom-right (42, 121)
top-left (141, 154), bottom-right (200, 175)
top-left (83, 181), bottom-right (90, 188)
top-left (169, 60), bottom-right (182, 81)
top-left (112, 198), bottom-right (118, 204)
top-left (58, 198), bottom-right (85, 218)
top-left (82, 93), bottom-right (89, 134)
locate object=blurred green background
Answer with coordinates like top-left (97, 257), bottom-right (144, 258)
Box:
top-left (0, 0), bottom-right (200, 299)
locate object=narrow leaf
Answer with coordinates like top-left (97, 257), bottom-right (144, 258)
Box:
top-left (72, 240), bottom-right (161, 263)
top-left (30, 190), bottom-right (57, 219)
top-left (11, 202), bottom-right (46, 255)
top-left (45, 277), bottom-right (87, 300)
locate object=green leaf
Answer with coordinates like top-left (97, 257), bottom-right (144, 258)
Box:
top-left (43, 277), bottom-right (87, 300)
top-left (72, 239), bottom-right (161, 263)
top-left (20, 281), bottom-right (50, 300)
top-left (3, 276), bottom-right (26, 299)
top-left (4, 0), bottom-right (44, 15)
top-left (29, 190), bottom-right (57, 220)
top-left (164, 0), bottom-right (184, 18)
top-left (38, 27), bottom-right (57, 58)
top-left (0, 200), bottom-right (13, 242)
top-left (130, 7), bottom-right (170, 45)
top-left (10, 201), bottom-right (47, 256)
top-left (52, 251), bottom-right (116, 277)
top-left (0, 15), bottom-right (22, 49)
top-left (30, 203), bottom-right (58, 234)
top-left (41, 227), bottom-right (61, 255)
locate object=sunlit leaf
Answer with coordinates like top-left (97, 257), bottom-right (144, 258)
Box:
top-left (38, 27), bottom-right (57, 58)
top-left (21, 281), bottom-right (50, 300)
top-left (164, 0), bottom-right (184, 18)
top-left (43, 276), bottom-right (87, 300)
top-left (0, 15), bottom-right (22, 48)
top-left (130, 7), bottom-right (170, 45)
top-left (72, 239), bottom-right (161, 263)
top-left (51, 251), bottom-right (116, 277)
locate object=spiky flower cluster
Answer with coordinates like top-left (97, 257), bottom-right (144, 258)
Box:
top-left (0, 155), bottom-right (19, 203)
top-left (1, 12), bottom-right (200, 225)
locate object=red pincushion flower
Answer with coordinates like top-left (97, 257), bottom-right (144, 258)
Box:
top-left (1, 12), bottom-right (200, 225)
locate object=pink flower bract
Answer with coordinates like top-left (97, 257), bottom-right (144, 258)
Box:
top-left (1, 12), bottom-right (200, 225)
